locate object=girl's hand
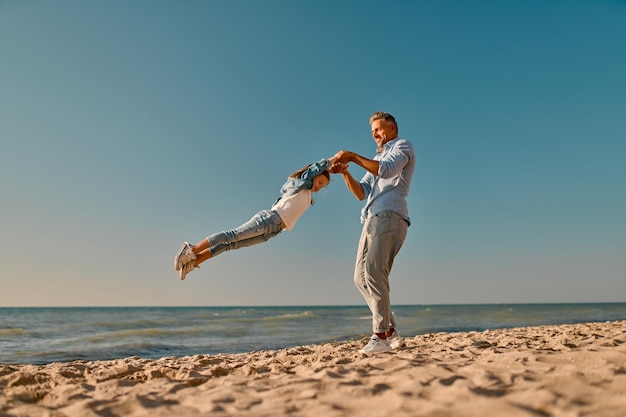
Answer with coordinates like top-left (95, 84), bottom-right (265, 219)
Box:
top-left (329, 161), bottom-right (349, 174)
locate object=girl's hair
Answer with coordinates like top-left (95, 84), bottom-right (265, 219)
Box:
top-left (289, 165), bottom-right (331, 181)
top-left (289, 164), bottom-right (330, 205)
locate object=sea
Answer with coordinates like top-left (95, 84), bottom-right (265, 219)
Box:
top-left (1, 303), bottom-right (626, 365)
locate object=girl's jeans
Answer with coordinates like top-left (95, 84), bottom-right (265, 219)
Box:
top-left (207, 209), bottom-right (283, 258)
top-left (354, 210), bottom-right (408, 334)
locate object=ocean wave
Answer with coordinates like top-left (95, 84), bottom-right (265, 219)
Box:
top-left (5, 342), bottom-right (183, 364)
top-left (81, 327), bottom-right (209, 343)
top-left (261, 311), bottom-right (318, 320)
top-left (90, 319), bottom-right (162, 329)
top-left (0, 328), bottom-right (27, 336)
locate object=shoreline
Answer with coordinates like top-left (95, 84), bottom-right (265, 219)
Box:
top-left (2, 320), bottom-right (625, 416)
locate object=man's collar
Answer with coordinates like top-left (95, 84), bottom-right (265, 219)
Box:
top-left (377, 137), bottom-right (399, 153)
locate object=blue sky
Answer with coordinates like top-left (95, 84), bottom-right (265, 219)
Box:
top-left (1, 0), bottom-right (625, 307)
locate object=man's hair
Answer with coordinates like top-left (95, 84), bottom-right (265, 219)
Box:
top-left (369, 111), bottom-right (397, 128)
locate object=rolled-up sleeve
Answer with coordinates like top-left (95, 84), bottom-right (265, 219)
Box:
top-left (378, 141), bottom-right (412, 179)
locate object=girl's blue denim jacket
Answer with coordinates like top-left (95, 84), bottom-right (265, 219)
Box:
top-left (274, 159), bottom-right (330, 204)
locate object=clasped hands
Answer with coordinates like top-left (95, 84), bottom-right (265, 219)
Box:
top-left (328, 150), bottom-right (353, 174)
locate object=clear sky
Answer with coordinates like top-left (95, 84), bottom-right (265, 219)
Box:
top-left (1, 1), bottom-right (625, 307)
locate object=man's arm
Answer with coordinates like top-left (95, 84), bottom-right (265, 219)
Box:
top-left (334, 150), bottom-right (379, 176)
top-left (342, 170), bottom-right (365, 201)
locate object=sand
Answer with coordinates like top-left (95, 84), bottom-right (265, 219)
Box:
top-left (1, 320), bottom-right (625, 417)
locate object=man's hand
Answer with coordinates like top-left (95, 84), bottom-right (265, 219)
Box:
top-left (333, 150), bottom-right (354, 164)
top-left (334, 149), bottom-right (379, 176)
top-left (329, 161), bottom-right (349, 174)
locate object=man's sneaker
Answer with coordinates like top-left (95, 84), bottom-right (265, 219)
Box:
top-left (179, 261), bottom-right (197, 281)
top-left (174, 242), bottom-right (196, 271)
top-left (359, 335), bottom-right (392, 354)
top-left (387, 330), bottom-right (406, 349)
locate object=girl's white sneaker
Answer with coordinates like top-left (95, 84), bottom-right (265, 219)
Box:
top-left (174, 242), bottom-right (196, 271)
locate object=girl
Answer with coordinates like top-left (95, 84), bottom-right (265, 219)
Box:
top-left (174, 158), bottom-right (338, 280)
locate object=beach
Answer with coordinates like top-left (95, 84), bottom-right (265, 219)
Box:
top-left (1, 320), bottom-right (625, 417)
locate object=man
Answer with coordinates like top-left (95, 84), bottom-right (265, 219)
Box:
top-left (332, 112), bottom-right (415, 354)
